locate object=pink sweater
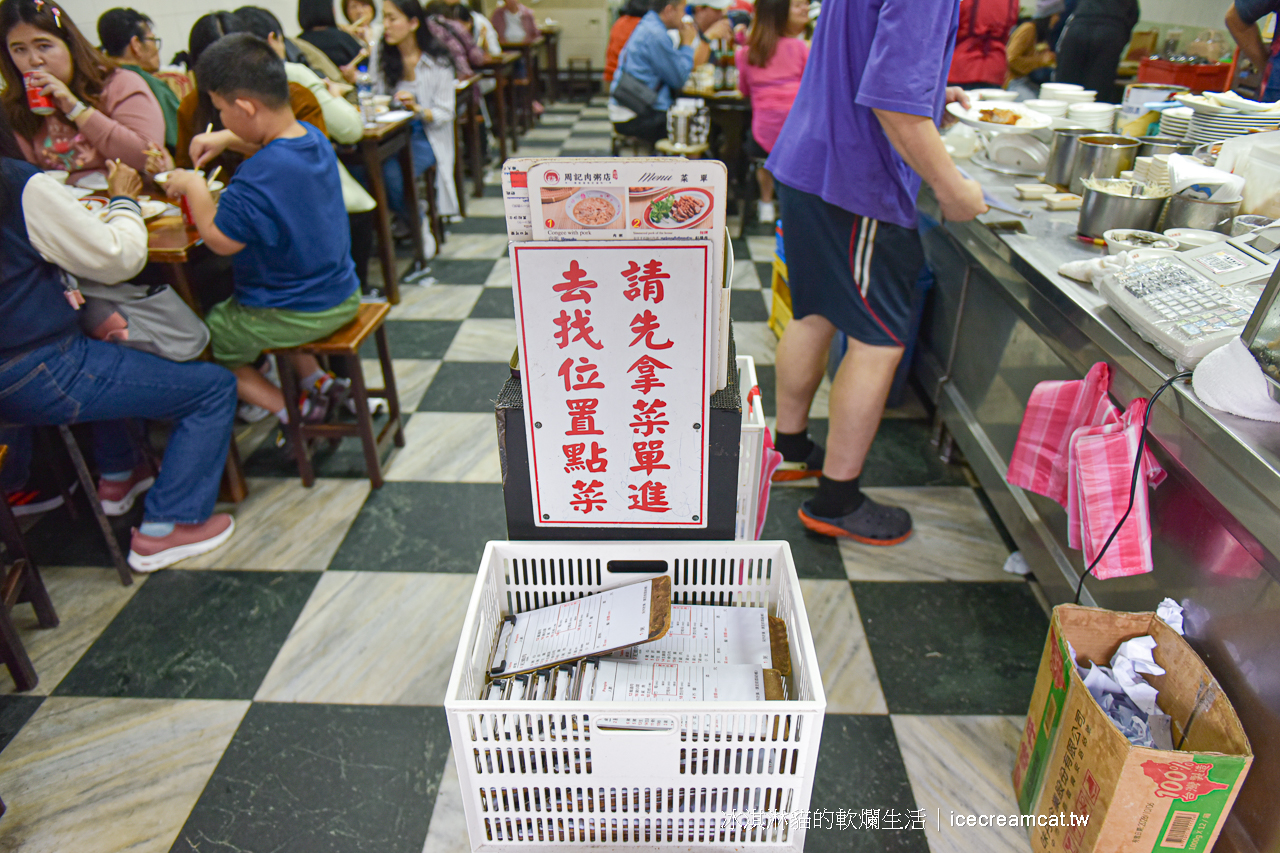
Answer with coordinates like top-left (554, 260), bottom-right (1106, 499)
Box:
top-left (18, 69), bottom-right (164, 182)
top-left (735, 38), bottom-right (808, 152)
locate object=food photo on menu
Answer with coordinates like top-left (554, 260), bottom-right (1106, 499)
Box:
top-left (539, 185), bottom-right (626, 231)
top-left (629, 185), bottom-right (715, 230)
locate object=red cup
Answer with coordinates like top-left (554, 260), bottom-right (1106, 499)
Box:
top-left (23, 72), bottom-right (56, 116)
top-left (178, 194), bottom-right (194, 227)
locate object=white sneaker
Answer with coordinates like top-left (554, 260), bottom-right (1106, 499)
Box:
top-left (757, 201), bottom-right (776, 225)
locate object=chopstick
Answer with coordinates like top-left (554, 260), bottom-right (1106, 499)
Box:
top-left (205, 122), bottom-right (213, 135)
top-left (206, 165), bottom-right (222, 188)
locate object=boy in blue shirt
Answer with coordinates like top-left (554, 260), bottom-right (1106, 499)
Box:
top-left (162, 32), bottom-right (358, 422)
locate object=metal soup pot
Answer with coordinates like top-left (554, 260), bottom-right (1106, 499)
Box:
top-left (1137, 135), bottom-right (1196, 157)
top-left (1068, 135), bottom-right (1142, 195)
top-left (1044, 126), bottom-right (1094, 190)
top-left (1078, 179), bottom-right (1171, 238)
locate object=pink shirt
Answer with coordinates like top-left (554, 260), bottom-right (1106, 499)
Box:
top-left (17, 69), bottom-right (164, 182)
top-left (735, 38), bottom-right (808, 152)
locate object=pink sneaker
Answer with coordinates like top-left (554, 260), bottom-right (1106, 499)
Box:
top-left (98, 462), bottom-right (157, 516)
top-left (127, 514), bottom-right (236, 573)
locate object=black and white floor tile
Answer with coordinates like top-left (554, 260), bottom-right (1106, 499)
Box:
top-left (0, 98), bottom-right (1046, 853)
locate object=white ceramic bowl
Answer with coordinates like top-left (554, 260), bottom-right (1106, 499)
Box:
top-left (1041, 82), bottom-right (1083, 95)
top-left (971, 88), bottom-right (1019, 102)
top-left (1068, 102), bottom-right (1115, 114)
top-left (1058, 89), bottom-right (1099, 104)
top-left (152, 169), bottom-right (204, 186)
top-left (44, 169), bottom-right (69, 184)
top-left (1025, 99), bottom-right (1068, 116)
top-left (1103, 228), bottom-right (1179, 254)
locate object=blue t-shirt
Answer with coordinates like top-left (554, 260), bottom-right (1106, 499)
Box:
top-left (215, 122), bottom-right (358, 311)
top-left (767, 0), bottom-right (960, 227)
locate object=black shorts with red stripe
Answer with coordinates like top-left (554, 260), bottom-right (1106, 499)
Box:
top-left (776, 181), bottom-right (925, 348)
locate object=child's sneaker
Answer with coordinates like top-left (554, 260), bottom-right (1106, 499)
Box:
top-left (5, 485), bottom-right (66, 517)
top-left (771, 442), bottom-right (824, 482)
top-left (127, 514), bottom-right (236, 572)
top-left (798, 497), bottom-right (913, 546)
top-left (98, 461), bottom-right (157, 516)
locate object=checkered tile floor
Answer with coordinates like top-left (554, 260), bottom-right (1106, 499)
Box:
top-left (0, 99), bottom-right (1048, 853)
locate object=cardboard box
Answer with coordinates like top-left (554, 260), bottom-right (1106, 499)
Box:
top-left (1012, 605), bottom-right (1252, 853)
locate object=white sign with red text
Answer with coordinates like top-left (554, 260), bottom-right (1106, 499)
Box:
top-left (513, 242), bottom-right (712, 528)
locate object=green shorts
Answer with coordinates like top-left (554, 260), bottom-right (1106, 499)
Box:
top-left (206, 290), bottom-right (361, 368)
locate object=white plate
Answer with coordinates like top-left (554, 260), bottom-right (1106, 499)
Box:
top-left (73, 172), bottom-right (108, 191)
top-left (375, 109), bottom-right (414, 123)
top-left (986, 134), bottom-right (1049, 170)
top-left (152, 169), bottom-right (204, 186)
top-left (1164, 228), bottom-right (1226, 249)
top-left (946, 100), bottom-right (1052, 133)
top-left (1174, 93), bottom-right (1239, 115)
top-left (1205, 91), bottom-right (1280, 114)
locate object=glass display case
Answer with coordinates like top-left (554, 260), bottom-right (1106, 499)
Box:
top-left (1242, 263), bottom-right (1280, 401)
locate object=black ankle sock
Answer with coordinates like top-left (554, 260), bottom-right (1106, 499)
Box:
top-left (775, 430), bottom-right (814, 463)
top-left (810, 475), bottom-right (865, 518)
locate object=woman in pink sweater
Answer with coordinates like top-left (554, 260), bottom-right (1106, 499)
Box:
top-left (735, 0), bottom-right (809, 224)
top-left (1, 0), bottom-right (166, 182)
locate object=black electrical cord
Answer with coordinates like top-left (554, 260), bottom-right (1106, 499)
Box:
top-left (1073, 371), bottom-right (1194, 605)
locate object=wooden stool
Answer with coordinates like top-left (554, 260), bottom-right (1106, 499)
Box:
top-left (269, 303), bottom-right (404, 489)
top-left (611, 132), bottom-right (654, 157)
top-left (566, 57), bottom-right (594, 101)
top-left (0, 446), bottom-right (59, 692)
top-left (655, 139), bottom-right (709, 158)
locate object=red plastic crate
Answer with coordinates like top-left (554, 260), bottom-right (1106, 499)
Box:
top-left (1137, 58), bottom-right (1232, 94)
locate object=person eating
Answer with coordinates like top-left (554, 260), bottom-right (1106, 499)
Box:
top-left (1, 0), bottom-right (167, 181)
top-left (95, 7), bottom-right (180, 151)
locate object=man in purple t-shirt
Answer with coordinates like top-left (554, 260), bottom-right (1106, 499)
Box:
top-left (765, 0), bottom-right (987, 545)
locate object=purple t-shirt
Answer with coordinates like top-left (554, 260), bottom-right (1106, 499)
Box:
top-left (767, 0), bottom-right (960, 228)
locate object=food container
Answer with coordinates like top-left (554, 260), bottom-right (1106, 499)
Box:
top-left (1044, 126), bottom-right (1095, 190)
top-left (1232, 214), bottom-right (1276, 236)
top-left (1163, 227), bottom-right (1226, 249)
top-left (1161, 193), bottom-right (1242, 233)
top-left (1077, 178), bottom-right (1170, 237)
top-left (1136, 135), bottom-right (1196, 157)
top-left (1068, 135), bottom-right (1142, 195)
top-left (1101, 228), bottom-right (1178, 254)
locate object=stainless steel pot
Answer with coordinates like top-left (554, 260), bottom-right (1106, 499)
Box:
top-left (1162, 194), bottom-right (1243, 234)
top-left (1137, 135), bottom-right (1196, 157)
top-left (1043, 126), bottom-right (1093, 190)
top-left (1068, 135), bottom-right (1142, 195)
top-left (1078, 180), bottom-right (1171, 237)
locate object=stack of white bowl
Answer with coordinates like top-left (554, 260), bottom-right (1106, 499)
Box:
top-left (1068, 102), bottom-right (1117, 131)
top-left (1133, 156), bottom-right (1152, 183)
top-left (970, 88), bottom-right (1019, 103)
top-left (1040, 82), bottom-right (1098, 105)
top-left (1024, 99), bottom-right (1068, 118)
top-left (1159, 107), bottom-right (1193, 140)
top-left (1147, 155), bottom-right (1171, 190)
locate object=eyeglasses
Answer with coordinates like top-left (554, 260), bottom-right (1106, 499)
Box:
top-left (142, 34), bottom-right (162, 49)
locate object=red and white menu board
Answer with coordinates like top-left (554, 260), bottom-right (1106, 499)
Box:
top-left (512, 241), bottom-right (713, 528)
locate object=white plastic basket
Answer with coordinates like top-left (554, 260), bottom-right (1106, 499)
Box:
top-left (444, 540), bottom-right (826, 852)
top-left (736, 356), bottom-right (766, 541)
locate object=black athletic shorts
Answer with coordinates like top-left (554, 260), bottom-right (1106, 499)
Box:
top-left (776, 180), bottom-right (925, 347)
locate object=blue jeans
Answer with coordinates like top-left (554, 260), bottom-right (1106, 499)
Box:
top-left (382, 120), bottom-right (436, 220)
top-left (0, 334), bottom-right (237, 524)
top-left (1265, 59), bottom-right (1280, 103)
top-left (0, 420), bottom-right (140, 492)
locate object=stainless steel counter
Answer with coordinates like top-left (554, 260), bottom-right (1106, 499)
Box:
top-left (916, 166), bottom-right (1280, 853)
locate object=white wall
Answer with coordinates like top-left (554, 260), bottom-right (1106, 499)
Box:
top-left (55, 0), bottom-right (327, 65)
top-left (1138, 0), bottom-right (1233, 32)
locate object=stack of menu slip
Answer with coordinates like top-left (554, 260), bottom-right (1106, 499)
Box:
top-left (590, 660), bottom-right (784, 702)
top-left (501, 157), bottom-right (732, 391)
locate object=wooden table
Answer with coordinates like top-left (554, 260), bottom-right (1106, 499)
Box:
top-left (681, 85), bottom-right (751, 205)
top-left (539, 26), bottom-right (561, 102)
top-left (480, 51), bottom-right (521, 163)
top-left (501, 36), bottom-right (544, 131)
top-left (454, 75), bottom-right (483, 209)
top-left (338, 114), bottom-right (428, 306)
top-left (145, 214), bottom-right (249, 504)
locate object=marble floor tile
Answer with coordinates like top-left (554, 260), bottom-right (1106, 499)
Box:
top-left (419, 362), bottom-right (513, 412)
top-left (329, 482), bottom-right (508, 573)
top-left (514, 144), bottom-right (562, 158)
top-left (800, 580), bottom-right (888, 714)
top-left (172, 703), bottom-right (450, 853)
top-left (255, 571), bottom-right (475, 704)
top-left (852, 582), bottom-right (1047, 715)
top-left (1, 566), bottom-right (146, 696)
top-left (55, 570), bottom-right (319, 700)
top-left (759, 486), bottom-right (844, 580)
top-left (390, 285), bottom-right (483, 321)
top-left (0, 694), bottom-right (43, 750)
top-left (463, 196), bottom-right (510, 218)
top-left (524, 127), bottom-right (572, 142)
top-left (180, 478), bottom-right (370, 571)
top-left (747, 235), bottom-right (777, 262)
top-left (371, 320), bottom-right (463, 360)
top-left (484, 258), bottom-right (513, 287)
top-left (731, 258), bottom-right (763, 290)
top-left (420, 752), bottom-right (469, 853)
top-left (756, 260), bottom-right (776, 288)
top-left (447, 218), bottom-right (509, 235)
top-left (733, 321), bottom-right (777, 366)
top-left (436, 234), bottom-right (509, 260)
top-left (242, 414), bottom-right (403, 481)
top-left (425, 258), bottom-right (501, 284)
top-left (806, 714), bottom-right (928, 853)
top-left (884, 385), bottom-right (930, 420)
top-left (730, 292), bottom-right (769, 322)
top-left (364, 357), bottom-right (441, 412)
top-left (384, 413), bottom-right (503, 483)
top-left (443, 318), bottom-right (518, 362)
top-left (540, 113), bottom-right (578, 125)
top-left (573, 119), bottom-right (613, 132)
top-left (791, 419), bottom-right (969, 488)
top-left (468, 287), bottom-right (516, 318)
top-left (839, 487), bottom-right (1013, 582)
top-left (891, 715), bottom-right (1031, 853)
top-left (22, 499), bottom-right (132, 569)
top-left (0, 696), bottom-right (248, 853)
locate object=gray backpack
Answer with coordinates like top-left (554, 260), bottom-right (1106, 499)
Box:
top-left (78, 281), bottom-right (211, 362)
